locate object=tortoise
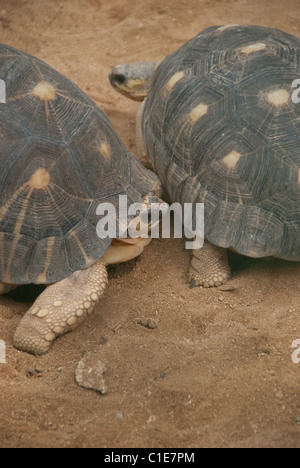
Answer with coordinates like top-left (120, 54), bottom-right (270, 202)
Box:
top-left (0, 43), bottom-right (162, 356)
top-left (109, 24), bottom-right (300, 288)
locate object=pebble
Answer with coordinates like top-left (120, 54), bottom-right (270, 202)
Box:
top-left (26, 368), bottom-right (43, 378)
top-left (75, 355), bottom-right (107, 394)
top-left (137, 317), bottom-right (159, 329)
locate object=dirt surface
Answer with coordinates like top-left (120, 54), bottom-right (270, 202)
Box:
top-left (1, 0), bottom-right (300, 449)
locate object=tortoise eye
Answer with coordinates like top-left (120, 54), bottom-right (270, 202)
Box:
top-left (113, 73), bottom-right (126, 85)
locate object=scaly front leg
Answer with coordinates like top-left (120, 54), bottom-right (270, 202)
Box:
top-left (13, 259), bottom-right (108, 355)
top-left (189, 241), bottom-right (231, 288)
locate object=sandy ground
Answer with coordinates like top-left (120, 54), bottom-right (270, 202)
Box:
top-left (0, 0), bottom-right (300, 449)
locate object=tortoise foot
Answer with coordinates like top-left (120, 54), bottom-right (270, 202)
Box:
top-left (189, 242), bottom-right (231, 288)
top-left (14, 260), bottom-right (108, 355)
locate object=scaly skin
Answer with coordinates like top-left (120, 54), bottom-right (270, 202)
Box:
top-left (13, 259), bottom-right (108, 355)
top-left (8, 238), bottom-right (152, 355)
top-left (189, 241), bottom-right (231, 288)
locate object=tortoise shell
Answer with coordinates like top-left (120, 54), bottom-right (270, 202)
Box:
top-left (0, 44), bottom-right (158, 285)
top-left (142, 25), bottom-right (300, 260)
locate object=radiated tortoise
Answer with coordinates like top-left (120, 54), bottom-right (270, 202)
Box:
top-left (110, 25), bottom-right (300, 287)
top-left (0, 44), bottom-right (161, 355)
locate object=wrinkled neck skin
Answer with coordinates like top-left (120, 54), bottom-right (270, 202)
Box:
top-left (136, 100), bottom-right (153, 170)
top-left (109, 61), bottom-right (156, 170)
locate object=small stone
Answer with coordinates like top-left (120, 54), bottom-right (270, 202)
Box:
top-left (147, 415), bottom-right (157, 424)
top-left (75, 355), bottom-right (107, 394)
top-left (137, 317), bottom-right (159, 329)
top-left (26, 368), bottom-right (43, 378)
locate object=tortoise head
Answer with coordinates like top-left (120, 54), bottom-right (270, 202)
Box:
top-left (109, 62), bottom-right (156, 101)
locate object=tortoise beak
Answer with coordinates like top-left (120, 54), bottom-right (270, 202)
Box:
top-left (109, 63), bottom-right (156, 102)
top-left (127, 197), bottom-right (169, 239)
top-left (109, 68), bottom-right (147, 102)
